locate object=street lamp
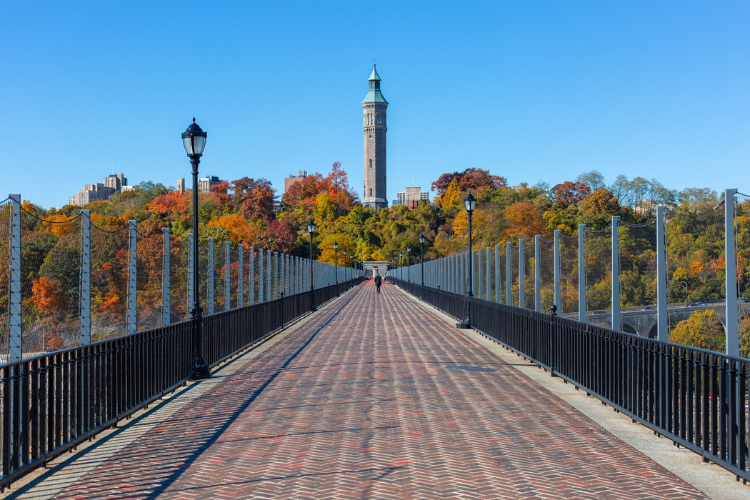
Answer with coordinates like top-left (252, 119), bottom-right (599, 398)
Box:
top-left (419, 235), bottom-right (426, 296)
top-left (308, 220), bottom-right (316, 311)
top-left (680, 280), bottom-right (688, 301)
top-left (334, 242), bottom-right (339, 296)
top-left (458, 192), bottom-right (476, 329)
top-left (399, 251), bottom-right (404, 281)
top-left (182, 118), bottom-right (210, 379)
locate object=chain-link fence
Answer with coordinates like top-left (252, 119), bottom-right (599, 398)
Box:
top-left (665, 207), bottom-right (725, 348)
top-left (585, 227), bottom-right (612, 327)
top-left (136, 228), bottom-right (165, 331)
top-left (559, 232), bottom-right (579, 318)
top-left (735, 192), bottom-right (750, 357)
top-left (509, 243), bottom-right (519, 306)
top-left (523, 240), bottom-right (534, 309)
top-left (618, 220), bottom-right (657, 334)
top-left (90, 221), bottom-right (128, 341)
top-left (539, 237), bottom-right (554, 313)
top-left (0, 200), bottom-right (11, 358)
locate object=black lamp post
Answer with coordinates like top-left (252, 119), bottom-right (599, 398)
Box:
top-left (334, 242), bottom-right (339, 296)
top-left (182, 118), bottom-right (210, 379)
top-left (457, 193), bottom-right (476, 328)
top-left (419, 234), bottom-right (426, 297)
top-left (308, 220), bottom-right (316, 311)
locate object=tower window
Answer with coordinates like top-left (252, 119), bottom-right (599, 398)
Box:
top-left (369, 159), bottom-right (372, 169)
top-left (369, 188), bottom-right (372, 197)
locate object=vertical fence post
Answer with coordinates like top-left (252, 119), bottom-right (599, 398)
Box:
top-left (486, 247), bottom-right (491, 301)
top-left (250, 248), bottom-right (255, 304)
top-left (578, 224), bottom-right (586, 323)
top-left (188, 233), bottom-right (194, 320)
top-left (9, 195), bottom-right (22, 362)
top-left (80, 210), bottom-right (91, 344)
top-left (162, 227), bottom-right (171, 326)
top-left (656, 206), bottom-right (668, 341)
top-left (477, 249), bottom-right (483, 299)
top-left (495, 244), bottom-right (501, 303)
top-left (207, 238), bottom-right (214, 315)
top-left (238, 244), bottom-right (244, 307)
top-left (506, 242), bottom-right (512, 306)
top-left (612, 216), bottom-right (621, 331)
top-left (225, 241), bottom-right (231, 311)
top-left (553, 230), bottom-right (561, 313)
top-left (259, 248), bottom-right (264, 303)
top-left (535, 235), bottom-right (541, 312)
top-left (726, 189), bottom-right (740, 357)
top-left (519, 239), bottom-right (525, 308)
top-left (127, 220), bottom-right (137, 335)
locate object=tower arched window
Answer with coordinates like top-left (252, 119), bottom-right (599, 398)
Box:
top-left (369, 159), bottom-right (372, 169)
top-left (369, 188), bottom-right (372, 197)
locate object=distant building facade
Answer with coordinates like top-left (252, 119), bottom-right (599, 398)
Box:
top-left (198, 175), bottom-right (222, 193)
top-left (68, 173), bottom-right (130, 206)
top-left (285, 170), bottom-right (308, 193)
top-left (395, 186), bottom-right (429, 209)
top-left (176, 178), bottom-right (186, 193)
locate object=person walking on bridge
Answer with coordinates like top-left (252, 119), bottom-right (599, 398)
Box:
top-left (374, 273), bottom-right (382, 295)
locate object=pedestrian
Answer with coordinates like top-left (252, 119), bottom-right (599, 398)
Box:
top-left (374, 273), bottom-right (382, 295)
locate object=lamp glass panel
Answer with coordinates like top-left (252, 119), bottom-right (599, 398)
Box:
top-left (192, 135), bottom-right (206, 155)
top-left (183, 136), bottom-right (194, 155)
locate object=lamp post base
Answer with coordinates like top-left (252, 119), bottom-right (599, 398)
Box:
top-left (192, 357), bottom-right (211, 379)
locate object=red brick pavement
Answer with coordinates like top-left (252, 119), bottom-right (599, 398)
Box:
top-left (49, 284), bottom-right (706, 499)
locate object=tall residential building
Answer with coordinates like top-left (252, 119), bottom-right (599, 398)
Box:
top-left (362, 64), bottom-right (388, 209)
top-left (198, 175), bottom-right (222, 193)
top-left (68, 173), bottom-right (130, 206)
top-left (285, 170), bottom-right (308, 193)
top-left (396, 186), bottom-right (430, 209)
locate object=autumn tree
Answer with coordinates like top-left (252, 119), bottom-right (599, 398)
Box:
top-left (578, 189), bottom-right (621, 229)
top-left (231, 177), bottom-right (276, 223)
top-left (431, 168), bottom-right (507, 197)
top-left (504, 202), bottom-right (545, 241)
top-left (551, 181), bottom-right (591, 208)
top-left (669, 309), bottom-right (725, 352)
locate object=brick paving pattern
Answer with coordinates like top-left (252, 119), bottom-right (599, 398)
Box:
top-left (50, 283), bottom-right (706, 499)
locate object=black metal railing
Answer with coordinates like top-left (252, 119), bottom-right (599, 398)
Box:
top-left (0, 278), bottom-right (362, 489)
top-left (393, 278), bottom-right (750, 482)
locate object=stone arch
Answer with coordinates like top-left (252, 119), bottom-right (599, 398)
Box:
top-left (621, 323), bottom-right (639, 336)
top-left (647, 324), bottom-right (658, 339)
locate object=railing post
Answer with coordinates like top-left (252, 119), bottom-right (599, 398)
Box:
top-left (225, 241), bottom-right (231, 311)
top-left (578, 224), bottom-right (586, 323)
top-left (238, 244), bottom-right (244, 307)
top-left (519, 238), bottom-right (525, 308)
top-left (80, 210), bottom-right (91, 344)
top-left (8, 194), bottom-right (21, 362)
top-left (127, 220), bottom-right (137, 335)
top-left (495, 244), bottom-right (501, 303)
top-left (477, 248), bottom-right (483, 299)
top-left (726, 189), bottom-right (739, 357)
top-left (612, 216), bottom-right (621, 331)
top-left (271, 251), bottom-right (277, 301)
top-left (506, 242), bottom-right (512, 306)
top-left (162, 227), bottom-right (171, 326)
top-left (266, 250), bottom-right (272, 302)
top-left (535, 235), bottom-right (541, 312)
top-left (188, 233), bottom-right (194, 320)
top-left (258, 247), bottom-right (264, 303)
top-left (207, 238), bottom-right (214, 315)
top-left (554, 230), bottom-right (561, 313)
top-left (249, 247), bottom-right (255, 304)
top-left (486, 246), bottom-right (491, 301)
top-left (656, 206), bottom-right (668, 341)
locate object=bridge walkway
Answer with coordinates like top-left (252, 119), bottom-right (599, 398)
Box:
top-left (6, 283), bottom-right (719, 499)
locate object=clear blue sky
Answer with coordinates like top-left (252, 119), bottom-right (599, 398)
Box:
top-left (2, 1), bottom-right (748, 208)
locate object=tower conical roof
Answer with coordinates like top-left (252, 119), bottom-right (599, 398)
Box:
top-left (369, 64), bottom-right (381, 81)
top-left (362, 64), bottom-right (388, 104)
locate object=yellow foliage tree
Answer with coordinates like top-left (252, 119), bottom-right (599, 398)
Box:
top-left (440, 178), bottom-right (462, 208)
top-left (207, 213), bottom-right (255, 245)
top-left (669, 309), bottom-right (725, 352)
top-left (452, 209), bottom-right (493, 245)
